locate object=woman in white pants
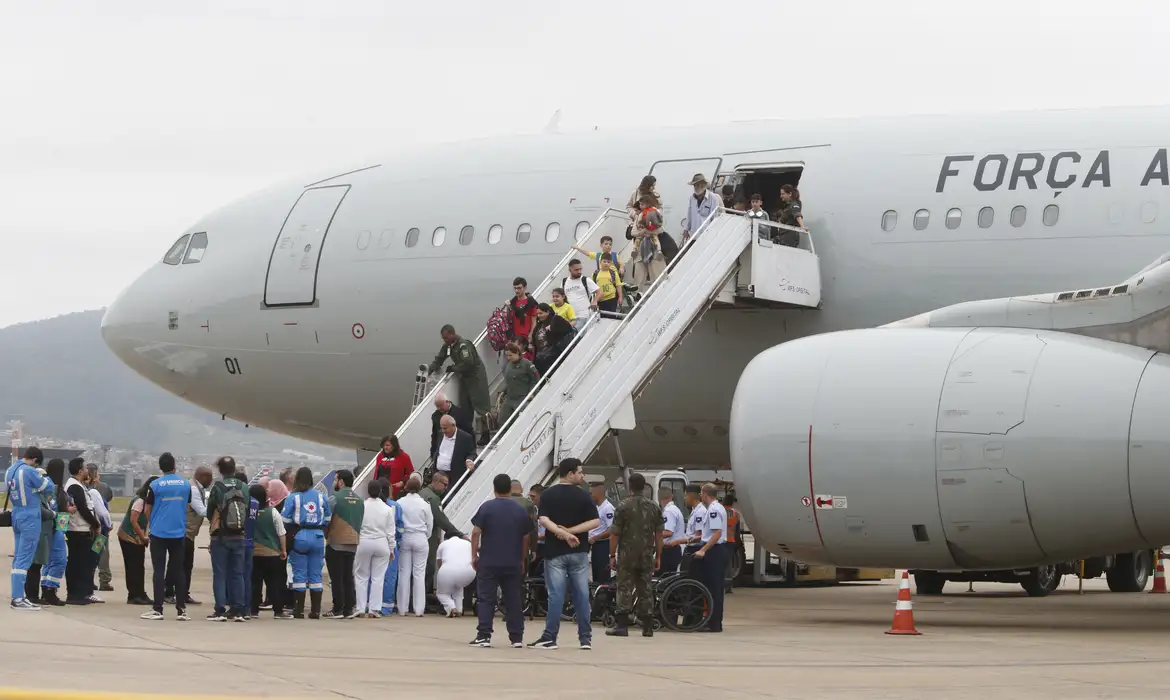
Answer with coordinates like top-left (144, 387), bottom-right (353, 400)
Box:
top-left (354, 481), bottom-right (397, 618)
top-left (395, 474), bottom-right (433, 616)
top-left (435, 533), bottom-right (476, 617)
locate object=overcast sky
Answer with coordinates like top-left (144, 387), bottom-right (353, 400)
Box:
top-left (1, 0), bottom-right (1166, 328)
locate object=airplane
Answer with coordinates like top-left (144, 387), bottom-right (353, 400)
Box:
top-left (101, 105), bottom-right (1170, 592)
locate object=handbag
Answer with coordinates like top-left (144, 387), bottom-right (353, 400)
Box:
top-left (0, 489), bottom-right (11, 528)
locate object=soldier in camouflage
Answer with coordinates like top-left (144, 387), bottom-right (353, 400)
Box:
top-left (605, 472), bottom-right (663, 638)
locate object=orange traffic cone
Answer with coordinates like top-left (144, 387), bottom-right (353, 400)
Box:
top-left (1151, 550), bottom-right (1167, 594)
top-left (886, 571), bottom-right (922, 635)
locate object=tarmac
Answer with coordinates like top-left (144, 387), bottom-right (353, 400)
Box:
top-left (3, 529), bottom-right (1170, 700)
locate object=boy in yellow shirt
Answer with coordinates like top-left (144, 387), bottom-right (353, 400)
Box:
top-left (550, 288), bottom-right (577, 324)
top-left (593, 257), bottom-right (623, 313)
top-left (572, 235), bottom-right (625, 278)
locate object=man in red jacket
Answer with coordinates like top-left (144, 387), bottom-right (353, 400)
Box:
top-left (372, 436), bottom-right (415, 500)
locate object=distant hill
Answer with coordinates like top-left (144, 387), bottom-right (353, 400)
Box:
top-left (0, 309), bottom-right (346, 458)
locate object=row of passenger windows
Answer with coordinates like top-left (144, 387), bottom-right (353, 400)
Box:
top-left (880, 204), bottom-right (1060, 232)
top-left (363, 220), bottom-right (593, 250)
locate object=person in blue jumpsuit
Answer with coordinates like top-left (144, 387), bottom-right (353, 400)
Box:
top-left (377, 480), bottom-right (405, 616)
top-left (4, 446), bottom-right (50, 611)
top-left (36, 458), bottom-right (68, 606)
top-left (281, 467), bottom-right (331, 619)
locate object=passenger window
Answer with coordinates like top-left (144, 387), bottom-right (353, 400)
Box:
top-left (913, 209), bottom-right (929, 230)
top-left (978, 206), bottom-right (994, 228)
top-left (162, 234), bottom-right (190, 265)
top-left (574, 221), bottom-right (590, 242)
top-left (545, 222), bottom-right (561, 243)
top-left (378, 229), bottom-right (392, 249)
top-left (459, 225), bottom-right (474, 246)
top-left (432, 226), bottom-right (447, 246)
top-left (1010, 206), bottom-right (1027, 227)
top-left (517, 223), bottom-right (532, 243)
top-left (488, 224), bottom-right (503, 244)
top-left (880, 210), bottom-right (897, 232)
top-left (1042, 204), bottom-right (1059, 227)
top-left (945, 209), bottom-right (961, 230)
top-left (182, 232), bottom-right (208, 264)
top-left (405, 228), bottom-right (420, 247)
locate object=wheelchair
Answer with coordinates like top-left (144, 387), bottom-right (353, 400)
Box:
top-left (590, 565), bottom-right (713, 633)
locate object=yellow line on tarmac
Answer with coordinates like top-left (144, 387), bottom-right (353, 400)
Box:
top-left (0, 691), bottom-right (287, 700)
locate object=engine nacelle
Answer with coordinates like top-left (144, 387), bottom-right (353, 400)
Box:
top-left (730, 327), bottom-right (1170, 570)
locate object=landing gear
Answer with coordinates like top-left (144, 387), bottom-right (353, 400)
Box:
top-left (1020, 564), bottom-right (1061, 597)
top-left (1106, 550), bottom-right (1151, 592)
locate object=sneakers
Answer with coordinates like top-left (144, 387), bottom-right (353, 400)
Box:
top-left (232, 615), bottom-right (247, 623)
top-left (380, 606), bottom-right (394, 616)
top-left (206, 612), bottom-right (227, 622)
top-left (10, 598), bottom-right (41, 611)
top-left (344, 610), bottom-right (359, 620)
top-left (176, 611), bottom-right (191, 622)
top-left (469, 636), bottom-right (492, 647)
top-left (86, 594), bottom-right (105, 604)
top-left (127, 596), bottom-right (153, 606)
top-left (527, 636), bottom-right (558, 649)
top-left (510, 641), bottom-right (524, 648)
top-left (259, 603), bottom-right (273, 611)
top-left (579, 640), bottom-right (592, 650)
top-left (322, 611), bottom-right (343, 619)
top-left (274, 611), bottom-right (294, 620)
top-left (140, 609), bottom-right (164, 620)
top-left (185, 597), bottom-right (203, 606)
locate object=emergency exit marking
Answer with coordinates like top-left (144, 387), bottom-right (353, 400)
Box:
top-left (801, 496), bottom-right (812, 507)
top-left (815, 495), bottom-right (848, 510)
top-left (352, 323), bottom-right (365, 339)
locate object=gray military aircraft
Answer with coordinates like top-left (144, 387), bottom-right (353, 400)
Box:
top-left (103, 105), bottom-right (1170, 594)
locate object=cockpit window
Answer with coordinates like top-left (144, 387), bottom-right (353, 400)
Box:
top-left (183, 232), bottom-right (208, 264)
top-left (162, 234), bottom-right (191, 265)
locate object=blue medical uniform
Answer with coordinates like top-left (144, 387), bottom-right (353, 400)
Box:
top-left (4, 460), bottom-right (51, 600)
top-left (41, 482), bottom-right (67, 590)
top-left (281, 491), bottom-right (331, 592)
top-left (381, 499), bottom-right (404, 614)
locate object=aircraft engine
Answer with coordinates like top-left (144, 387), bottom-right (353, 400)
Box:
top-left (730, 326), bottom-right (1170, 570)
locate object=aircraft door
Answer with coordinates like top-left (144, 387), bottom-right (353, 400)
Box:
top-left (647, 158), bottom-right (723, 230)
top-left (264, 185), bottom-right (350, 307)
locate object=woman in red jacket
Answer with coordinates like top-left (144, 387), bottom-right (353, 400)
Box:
top-left (372, 435), bottom-right (414, 500)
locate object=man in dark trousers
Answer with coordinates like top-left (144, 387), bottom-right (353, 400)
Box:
top-left (428, 325), bottom-right (491, 444)
top-left (324, 469), bottom-right (363, 619)
top-left (88, 466), bottom-right (115, 592)
top-left (605, 473), bottom-right (662, 638)
top-left (469, 473), bottom-right (534, 648)
top-left (693, 483), bottom-right (729, 633)
top-left (433, 415), bottom-right (477, 490)
top-left (429, 393), bottom-right (474, 464)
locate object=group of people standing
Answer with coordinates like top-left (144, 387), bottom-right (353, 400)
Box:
top-left (4, 447), bottom-right (115, 611)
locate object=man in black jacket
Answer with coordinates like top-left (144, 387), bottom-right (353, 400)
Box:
top-left (430, 393), bottom-right (474, 463)
top-left (434, 415), bottom-right (477, 491)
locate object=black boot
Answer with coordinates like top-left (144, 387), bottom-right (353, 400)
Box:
top-left (293, 592), bottom-right (306, 619)
top-left (642, 620), bottom-right (654, 637)
top-left (41, 588), bottom-right (65, 607)
top-left (605, 613), bottom-right (629, 637)
top-left (309, 590), bottom-right (323, 620)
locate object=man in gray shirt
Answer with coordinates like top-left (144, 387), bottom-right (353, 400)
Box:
top-left (87, 465), bottom-right (115, 592)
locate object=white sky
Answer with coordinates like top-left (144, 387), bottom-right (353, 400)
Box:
top-left (1, 0), bottom-right (1167, 328)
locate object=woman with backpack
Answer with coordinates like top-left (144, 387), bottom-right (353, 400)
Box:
top-left (281, 467), bottom-right (332, 619)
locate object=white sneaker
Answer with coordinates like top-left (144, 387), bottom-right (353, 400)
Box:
top-left (10, 598), bottom-right (41, 611)
top-left (86, 594), bottom-right (104, 604)
top-left (176, 611), bottom-right (191, 622)
top-left (140, 610), bottom-right (164, 620)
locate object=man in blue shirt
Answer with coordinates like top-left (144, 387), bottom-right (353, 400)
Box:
top-left (5, 447), bottom-right (50, 611)
top-left (141, 453), bottom-right (193, 621)
top-left (469, 473), bottom-right (534, 648)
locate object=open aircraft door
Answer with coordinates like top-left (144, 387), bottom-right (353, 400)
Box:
top-left (648, 158), bottom-right (722, 230)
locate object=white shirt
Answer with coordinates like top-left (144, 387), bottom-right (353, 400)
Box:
top-left (436, 536), bottom-right (473, 568)
top-left (589, 499), bottom-right (615, 540)
top-left (267, 508), bottom-right (287, 538)
top-left (563, 274), bottom-right (599, 321)
top-left (685, 503), bottom-right (708, 542)
top-left (189, 478), bottom-right (208, 518)
top-left (65, 477), bottom-right (95, 532)
top-left (360, 497), bottom-right (397, 550)
top-left (396, 492), bottom-right (433, 537)
top-left (700, 501), bottom-right (729, 545)
top-left (686, 189), bottom-right (721, 235)
top-left (436, 434), bottom-right (456, 473)
top-left (90, 488), bottom-right (112, 529)
top-left (662, 502), bottom-right (685, 547)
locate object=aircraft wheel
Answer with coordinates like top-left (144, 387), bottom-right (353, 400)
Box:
top-left (914, 571), bottom-right (946, 596)
top-left (1021, 565), bottom-right (1060, 597)
top-left (1106, 550), bottom-right (1151, 592)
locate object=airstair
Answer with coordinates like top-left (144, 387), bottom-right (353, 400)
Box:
top-left (351, 207), bottom-right (821, 532)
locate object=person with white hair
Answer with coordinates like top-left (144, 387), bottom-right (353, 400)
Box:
top-left (429, 393), bottom-right (474, 462)
top-left (434, 414), bottom-right (478, 488)
top-left (395, 473), bottom-right (433, 616)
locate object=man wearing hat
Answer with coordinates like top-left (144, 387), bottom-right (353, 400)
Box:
top-left (684, 173), bottom-right (721, 242)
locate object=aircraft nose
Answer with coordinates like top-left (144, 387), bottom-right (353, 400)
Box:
top-left (101, 280), bottom-right (148, 371)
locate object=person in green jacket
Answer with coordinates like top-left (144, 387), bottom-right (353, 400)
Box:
top-left (498, 341), bottom-right (539, 426)
top-left (419, 471), bottom-right (465, 597)
top-left (429, 325), bottom-right (491, 442)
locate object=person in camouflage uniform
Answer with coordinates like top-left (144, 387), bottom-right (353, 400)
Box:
top-left (605, 472), bottom-right (663, 638)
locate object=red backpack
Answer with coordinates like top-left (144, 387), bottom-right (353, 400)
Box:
top-left (486, 304), bottom-right (511, 352)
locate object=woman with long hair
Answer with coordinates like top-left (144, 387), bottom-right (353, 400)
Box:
top-left (117, 476), bottom-right (158, 606)
top-left (774, 184), bottom-right (806, 247)
top-left (499, 341), bottom-right (539, 425)
top-left (531, 303), bottom-right (577, 376)
top-left (372, 435), bottom-right (414, 500)
top-left (280, 467), bottom-right (332, 619)
top-left (31, 459), bottom-right (69, 606)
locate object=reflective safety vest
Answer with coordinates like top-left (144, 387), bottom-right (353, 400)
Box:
top-left (726, 506), bottom-right (740, 544)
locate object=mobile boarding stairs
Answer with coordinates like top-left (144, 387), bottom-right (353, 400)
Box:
top-left (352, 208), bottom-right (822, 533)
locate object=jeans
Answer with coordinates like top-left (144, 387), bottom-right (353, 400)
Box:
top-left (477, 565), bottom-right (523, 642)
top-left (210, 537), bottom-right (246, 615)
top-left (382, 545), bottom-right (399, 612)
top-left (243, 546), bottom-right (254, 613)
top-left (543, 552), bottom-right (591, 643)
top-left (150, 536), bottom-right (186, 613)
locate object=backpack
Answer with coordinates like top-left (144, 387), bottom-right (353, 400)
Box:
top-left (219, 479), bottom-right (248, 536)
top-left (486, 304), bottom-right (511, 352)
top-left (593, 268), bottom-right (618, 288)
top-left (594, 251), bottom-right (619, 275)
top-left (658, 231), bottom-right (679, 263)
